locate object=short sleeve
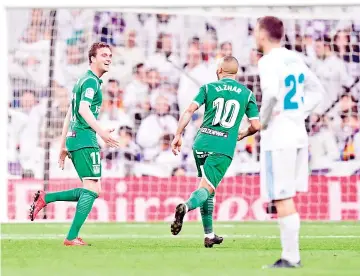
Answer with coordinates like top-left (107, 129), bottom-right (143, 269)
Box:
top-left (80, 77), bottom-right (99, 105)
top-left (245, 92), bottom-right (260, 120)
top-left (192, 85), bottom-right (206, 107)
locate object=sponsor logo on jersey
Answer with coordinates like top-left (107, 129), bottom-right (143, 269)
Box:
top-left (215, 84), bottom-right (241, 93)
top-left (200, 127), bottom-right (228, 138)
top-left (85, 88), bottom-right (95, 99)
top-left (195, 150), bottom-right (213, 158)
top-left (66, 131), bottom-right (77, 137)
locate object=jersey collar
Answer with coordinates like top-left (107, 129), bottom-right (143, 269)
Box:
top-left (87, 69), bottom-right (103, 84)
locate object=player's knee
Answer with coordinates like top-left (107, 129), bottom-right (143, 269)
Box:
top-left (274, 198), bottom-right (296, 217)
top-left (83, 179), bottom-right (101, 195)
top-left (198, 178), bottom-right (215, 194)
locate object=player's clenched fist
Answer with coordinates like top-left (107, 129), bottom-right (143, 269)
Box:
top-left (171, 134), bottom-right (182, 155)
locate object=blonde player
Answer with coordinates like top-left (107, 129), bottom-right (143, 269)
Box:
top-left (251, 16), bottom-right (324, 268)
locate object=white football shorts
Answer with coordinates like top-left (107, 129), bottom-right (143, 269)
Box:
top-left (260, 147), bottom-right (309, 201)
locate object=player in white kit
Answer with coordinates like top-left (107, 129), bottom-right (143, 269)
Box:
top-left (254, 16), bottom-right (324, 268)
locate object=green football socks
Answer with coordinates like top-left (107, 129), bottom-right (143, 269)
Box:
top-left (44, 188), bottom-right (98, 241)
top-left (45, 188), bottom-right (85, 204)
top-left (185, 187), bottom-right (210, 211)
top-left (66, 189), bottom-right (98, 240)
top-left (200, 193), bottom-right (215, 234)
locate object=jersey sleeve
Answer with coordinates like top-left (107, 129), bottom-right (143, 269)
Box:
top-left (80, 77), bottom-right (99, 105)
top-left (245, 92), bottom-right (260, 120)
top-left (192, 85), bottom-right (206, 107)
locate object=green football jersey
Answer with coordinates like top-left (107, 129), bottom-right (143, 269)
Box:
top-left (66, 70), bottom-right (103, 151)
top-left (192, 78), bottom-right (259, 158)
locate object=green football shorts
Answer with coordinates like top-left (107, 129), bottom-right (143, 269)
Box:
top-left (193, 149), bottom-right (232, 189)
top-left (68, 147), bottom-right (101, 180)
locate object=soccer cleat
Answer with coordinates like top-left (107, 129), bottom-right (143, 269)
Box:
top-left (263, 258), bottom-right (302, 269)
top-left (204, 234), bottom-right (224, 248)
top-left (170, 203), bottom-right (187, 235)
top-left (63, 237), bottom-right (90, 246)
top-left (29, 190), bottom-right (47, 221)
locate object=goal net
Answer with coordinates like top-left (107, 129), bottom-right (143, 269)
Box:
top-left (5, 6), bottom-right (360, 223)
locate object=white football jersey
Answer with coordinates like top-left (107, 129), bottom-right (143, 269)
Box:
top-left (259, 47), bottom-right (324, 150)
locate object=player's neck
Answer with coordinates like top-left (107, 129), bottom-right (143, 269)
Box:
top-left (220, 75), bottom-right (236, 80)
top-left (263, 42), bottom-right (282, 55)
top-left (90, 65), bottom-right (104, 78)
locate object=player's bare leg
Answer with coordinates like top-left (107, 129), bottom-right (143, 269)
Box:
top-left (264, 198), bottom-right (302, 268)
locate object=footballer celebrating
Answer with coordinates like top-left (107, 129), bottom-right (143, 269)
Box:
top-left (29, 42), bottom-right (120, 246)
top-left (251, 16), bottom-right (324, 268)
top-left (170, 56), bottom-right (261, 248)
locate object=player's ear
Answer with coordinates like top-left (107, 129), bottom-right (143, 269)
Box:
top-left (260, 29), bottom-right (267, 41)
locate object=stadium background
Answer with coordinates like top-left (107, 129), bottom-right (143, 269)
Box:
top-left (5, 6), bottom-right (360, 222)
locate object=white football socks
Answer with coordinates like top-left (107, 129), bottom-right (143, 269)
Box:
top-left (184, 203), bottom-right (189, 213)
top-left (204, 232), bottom-right (215, 239)
top-left (278, 212), bottom-right (300, 264)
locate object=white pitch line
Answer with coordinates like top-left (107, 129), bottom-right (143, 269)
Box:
top-left (4, 220), bottom-right (360, 229)
top-left (1, 234), bottom-right (359, 240)
top-left (40, 224), bottom-right (237, 229)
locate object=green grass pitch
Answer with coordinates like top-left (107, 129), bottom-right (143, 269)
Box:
top-left (2, 222), bottom-right (360, 276)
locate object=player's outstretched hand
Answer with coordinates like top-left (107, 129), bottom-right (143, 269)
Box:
top-left (58, 148), bottom-right (69, 170)
top-left (171, 134), bottom-right (182, 156)
top-left (101, 128), bottom-right (121, 148)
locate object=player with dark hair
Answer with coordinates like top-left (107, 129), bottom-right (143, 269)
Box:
top-left (257, 16), bottom-right (284, 49)
top-left (253, 16), bottom-right (324, 268)
top-left (170, 56), bottom-right (261, 247)
top-left (29, 42), bottom-right (120, 246)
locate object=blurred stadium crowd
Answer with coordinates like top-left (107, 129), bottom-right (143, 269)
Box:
top-left (7, 9), bottom-right (360, 179)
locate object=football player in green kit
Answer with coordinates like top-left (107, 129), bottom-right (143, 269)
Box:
top-left (170, 56), bottom-right (261, 248)
top-left (29, 42), bottom-right (120, 246)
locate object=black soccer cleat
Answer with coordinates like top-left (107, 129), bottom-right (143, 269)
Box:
top-left (263, 258), bottom-right (302, 269)
top-left (204, 234), bottom-right (224, 248)
top-left (170, 203), bottom-right (187, 235)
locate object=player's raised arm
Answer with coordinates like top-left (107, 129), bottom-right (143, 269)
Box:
top-left (78, 79), bottom-right (119, 148)
top-left (258, 59), bottom-right (280, 130)
top-left (302, 65), bottom-right (325, 118)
